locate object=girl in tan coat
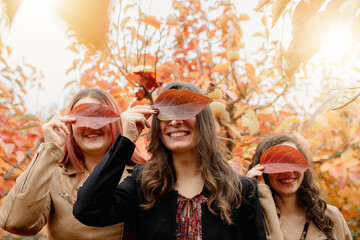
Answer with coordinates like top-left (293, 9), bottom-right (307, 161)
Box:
top-left (0, 88), bottom-right (152, 239)
top-left (247, 134), bottom-right (352, 240)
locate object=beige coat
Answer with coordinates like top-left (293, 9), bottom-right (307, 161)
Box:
top-left (258, 184), bottom-right (352, 240)
top-left (0, 142), bottom-right (129, 240)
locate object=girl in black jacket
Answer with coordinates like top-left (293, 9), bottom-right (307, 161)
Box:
top-left (73, 82), bottom-right (266, 240)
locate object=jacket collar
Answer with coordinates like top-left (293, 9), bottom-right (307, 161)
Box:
top-left (61, 165), bottom-right (83, 175)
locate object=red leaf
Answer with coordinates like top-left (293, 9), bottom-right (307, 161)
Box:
top-left (69, 103), bottom-right (120, 129)
top-left (153, 89), bottom-right (212, 121)
top-left (260, 145), bottom-right (309, 174)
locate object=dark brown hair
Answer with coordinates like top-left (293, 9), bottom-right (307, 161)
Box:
top-left (140, 81), bottom-right (242, 224)
top-left (248, 134), bottom-right (334, 240)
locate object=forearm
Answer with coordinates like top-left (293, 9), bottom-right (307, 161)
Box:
top-left (0, 142), bottom-right (63, 235)
top-left (73, 134), bottom-right (135, 227)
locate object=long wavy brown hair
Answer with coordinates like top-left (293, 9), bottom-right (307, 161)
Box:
top-left (248, 134), bottom-right (334, 240)
top-left (141, 81), bottom-right (242, 225)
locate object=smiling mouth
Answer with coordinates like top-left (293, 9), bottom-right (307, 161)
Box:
top-left (168, 131), bottom-right (190, 137)
top-left (84, 133), bottom-right (102, 138)
top-left (278, 178), bottom-right (296, 183)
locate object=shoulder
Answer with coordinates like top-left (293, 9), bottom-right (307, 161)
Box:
top-left (130, 164), bottom-right (144, 182)
top-left (238, 175), bottom-right (257, 197)
top-left (325, 204), bottom-right (345, 221)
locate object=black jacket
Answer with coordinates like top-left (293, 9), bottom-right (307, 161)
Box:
top-left (73, 135), bottom-right (266, 240)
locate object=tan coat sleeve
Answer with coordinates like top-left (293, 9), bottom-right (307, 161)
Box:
top-left (257, 184), bottom-right (284, 240)
top-left (326, 205), bottom-right (352, 240)
top-left (0, 142), bottom-right (63, 236)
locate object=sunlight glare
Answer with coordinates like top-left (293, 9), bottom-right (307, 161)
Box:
top-left (320, 26), bottom-right (353, 63)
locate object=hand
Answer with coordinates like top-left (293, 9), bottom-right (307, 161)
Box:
top-left (42, 115), bottom-right (75, 147)
top-left (121, 105), bottom-right (157, 143)
top-left (246, 164), bottom-right (265, 184)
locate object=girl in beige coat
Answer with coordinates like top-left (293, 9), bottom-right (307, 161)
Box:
top-left (0, 88), bottom-right (154, 239)
top-left (247, 134), bottom-right (352, 240)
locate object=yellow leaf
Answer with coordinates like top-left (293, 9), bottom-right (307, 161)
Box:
top-left (124, 3), bottom-right (136, 14)
top-left (20, 113), bottom-right (39, 121)
top-left (284, 0), bottom-right (346, 79)
top-left (216, 1), bottom-right (232, 7)
top-left (241, 109), bottom-right (259, 135)
top-left (125, 26), bottom-right (137, 40)
top-left (272, 0), bottom-right (291, 28)
top-left (256, 0), bottom-right (271, 10)
top-left (292, 0), bottom-right (326, 37)
top-left (213, 62), bottom-right (231, 73)
top-left (121, 17), bottom-right (131, 30)
top-left (340, 148), bottom-right (358, 169)
top-left (238, 14), bottom-right (250, 21)
top-left (4, 0), bottom-right (23, 23)
top-left (138, 15), bottom-right (161, 30)
top-left (274, 117), bottom-right (299, 134)
top-left (18, 121), bottom-right (40, 130)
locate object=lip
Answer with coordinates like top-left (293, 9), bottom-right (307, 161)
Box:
top-left (166, 130), bottom-right (190, 137)
top-left (277, 178), bottom-right (296, 184)
top-left (83, 131), bottom-right (103, 138)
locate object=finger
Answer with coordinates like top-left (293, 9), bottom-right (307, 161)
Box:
top-left (59, 122), bottom-right (70, 135)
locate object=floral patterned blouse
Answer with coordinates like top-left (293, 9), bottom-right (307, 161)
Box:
top-left (175, 193), bottom-right (208, 240)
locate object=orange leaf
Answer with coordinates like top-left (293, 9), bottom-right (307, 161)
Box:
top-left (121, 17), bottom-right (131, 30)
top-left (69, 103), bottom-right (120, 129)
top-left (138, 15), bottom-right (161, 29)
top-left (261, 145), bottom-right (310, 173)
top-left (153, 89), bottom-right (212, 121)
top-left (213, 62), bottom-right (231, 73)
top-left (238, 14), bottom-right (250, 21)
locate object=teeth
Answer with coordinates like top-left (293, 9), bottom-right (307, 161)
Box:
top-left (279, 178), bottom-right (295, 183)
top-left (169, 132), bottom-right (187, 137)
top-left (85, 134), bottom-right (101, 138)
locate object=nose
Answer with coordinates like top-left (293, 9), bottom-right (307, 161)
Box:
top-left (169, 119), bottom-right (183, 126)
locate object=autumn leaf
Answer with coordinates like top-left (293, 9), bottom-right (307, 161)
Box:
top-left (69, 103), bottom-right (120, 129)
top-left (284, 0), bottom-right (346, 79)
top-left (138, 15), bottom-right (161, 29)
top-left (55, 0), bottom-right (111, 49)
top-left (308, 90), bottom-right (345, 123)
top-left (292, 0), bottom-right (326, 37)
top-left (127, 69), bottom-right (157, 90)
top-left (213, 62), bottom-right (231, 73)
top-left (238, 14), bottom-right (250, 21)
top-left (4, 0), bottom-right (23, 23)
top-left (260, 145), bottom-right (310, 174)
top-left (121, 17), bottom-right (131, 30)
top-left (272, 0), bottom-right (291, 28)
top-left (153, 89), bottom-right (212, 121)
top-left (256, 0), bottom-right (271, 10)
top-left (241, 108), bottom-right (259, 135)
top-left (18, 121), bottom-right (40, 130)
top-left (274, 117), bottom-right (299, 133)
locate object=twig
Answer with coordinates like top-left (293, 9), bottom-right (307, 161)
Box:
top-left (332, 91), bottom-right (360, 110)
top-left (233, 83), bottom-right (289, 121)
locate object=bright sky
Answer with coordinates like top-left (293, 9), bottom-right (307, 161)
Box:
top-left (3, 0), bottom-right (283, 119)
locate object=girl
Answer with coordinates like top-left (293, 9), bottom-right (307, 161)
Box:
top-left (73, 82), bottom-right (266, 240)
top-left (247, 134), bottom-right (352, 240)
top-left (0, 88), bottom-right (147, 239)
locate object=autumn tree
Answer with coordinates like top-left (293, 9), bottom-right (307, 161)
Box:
top-left (0, 0), bottom-right (359, 238)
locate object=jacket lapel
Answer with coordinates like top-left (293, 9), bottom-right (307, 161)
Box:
top-left (307, 222), bottom-right (327, 239)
